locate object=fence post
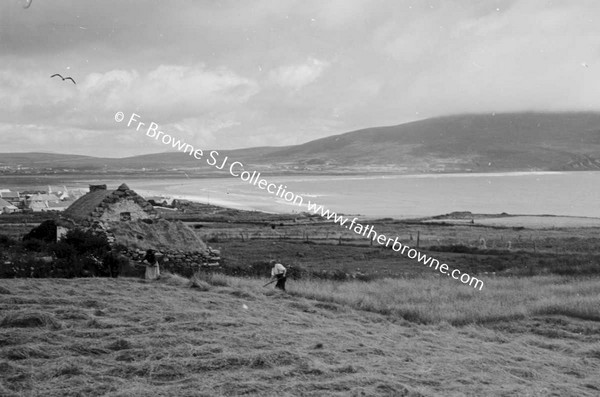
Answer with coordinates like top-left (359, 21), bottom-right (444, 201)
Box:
top-left (416, 231), bottom-right (420, 248)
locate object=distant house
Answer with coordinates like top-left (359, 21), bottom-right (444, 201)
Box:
top-left (0, 191), bottom-right (21, 207)
top-left (25, 193), bottom-right (61, 212)
top-left (145, 196), bottom-right (174, 207)
top-left (47, 185), bottom-right (86, 201)
top-left (0, 198), bottom-right (18, 214)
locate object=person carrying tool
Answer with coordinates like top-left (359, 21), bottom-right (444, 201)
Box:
top-left (268, 260), bottom-right (287, 291)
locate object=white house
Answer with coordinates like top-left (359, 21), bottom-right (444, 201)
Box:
top-left (0, 198), bottom-right (18, 214)
top-left (26, 193), bottom-right (61, 212)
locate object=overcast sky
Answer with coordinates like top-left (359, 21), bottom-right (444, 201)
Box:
top-left (1, 0), bottom-right (599, 157)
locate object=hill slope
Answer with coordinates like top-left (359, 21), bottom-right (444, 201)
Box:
top-left (258, 112), bottom-right (600, 171)
top-left (2, 112), bottom-right (600, 173)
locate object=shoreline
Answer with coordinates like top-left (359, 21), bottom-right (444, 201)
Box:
top-left (2, 171), bottom-right (600, 223)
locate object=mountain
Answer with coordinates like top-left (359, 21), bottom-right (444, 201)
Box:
top-left (254, 112), bottom-right (600, 172)
top-left (2, 112), bottom-right (600, 173)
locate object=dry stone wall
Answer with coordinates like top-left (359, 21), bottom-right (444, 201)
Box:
top-left (80, 186), bottom-right (156, 227)
top-left (99, 199), bottom-right (154, 223)
top-left (121, 248), bottom-right (220, 277)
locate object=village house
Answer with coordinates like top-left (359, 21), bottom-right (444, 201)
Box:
top-left (0, 197), bottom-right (18, 214)
top-left (47, 185), bottom-right (86, 201)
top-left (145, 196), bottom-right (174, 207)
top-left (0, 190), bottom-right (21, 207)
top-left (25, 193), bottom-right (63, 212)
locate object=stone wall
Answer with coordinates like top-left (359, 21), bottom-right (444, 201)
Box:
top-left (121, 248), bottom-right (220, 277)
top-left (80, 184), bottom-right (156, 227)
top-left (99, 198), bottom-right (154, 223)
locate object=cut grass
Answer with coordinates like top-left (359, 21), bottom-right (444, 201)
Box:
top-left (0, 312), bottom-right (63, 330)
top-left (1, 276), bottom-right (599, 396)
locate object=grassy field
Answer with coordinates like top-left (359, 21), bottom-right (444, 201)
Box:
top-left (1, 274), bottom-right (599, 396)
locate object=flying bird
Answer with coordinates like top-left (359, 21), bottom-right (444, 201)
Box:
top-left (23, 0), bottom-right (32, 9)
top-left (50, 74), bottom-right (76, 84)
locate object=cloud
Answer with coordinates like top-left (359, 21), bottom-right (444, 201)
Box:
top-left (3, 1), bottom-right (600, 156)
top-left (81, 64), bottom-right (259, 122)
top-left (368, 0), bottom-right (600, 117)
top-left (0, 64), bottom-right (259, 126)
top-left (0, 62), bottom-right (259, 155)
top-left (268, 58), bottom-right (329, 90)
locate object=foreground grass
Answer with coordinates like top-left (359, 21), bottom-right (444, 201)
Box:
top-left (1, 275), bottom-right (599, 396)
top-left (206, 273), bottom-right (600, 326)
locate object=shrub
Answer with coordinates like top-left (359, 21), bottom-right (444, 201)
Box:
top-left (0, 234), bottom-right (17, 248)
top-left (48, 241), bottom-right (77, 259)
top-left (22, 238), bottom-right (47, 252)
top-left (3, 255), bottom-right (55, 278)
top-left (22, 220), bottom-right (57, 243)
top-left (101, 251), bottom-right (129, 278)
top-left (61, 228), bottom-right (110, 257)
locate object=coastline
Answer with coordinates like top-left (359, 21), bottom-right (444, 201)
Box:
top-left (2, 170), bottom-right (599, 221)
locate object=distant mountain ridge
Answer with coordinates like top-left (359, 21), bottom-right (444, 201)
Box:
top-left (2, 112), bottom-right (600, 173)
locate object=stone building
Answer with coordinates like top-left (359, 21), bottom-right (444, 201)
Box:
top-left (58, 183), bottom-right (216, 274)
top-left (63, 183), bottom-right (157, 227)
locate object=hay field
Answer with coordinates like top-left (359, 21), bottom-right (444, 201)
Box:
top-left (1, 275), bottom-right (599, 396)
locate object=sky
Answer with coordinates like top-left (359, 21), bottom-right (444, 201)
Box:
top-left (1, 0), bottom-right (600, 157)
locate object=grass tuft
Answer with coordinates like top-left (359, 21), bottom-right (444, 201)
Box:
top-left (107, 339), bottom-right (132, 351)
top-left (189, 274), bottom-right (211, 291)
top-left (3, 345), bottom-right (54, 360)
top-left (192, 271), bottom-right (230, 287)
top-left (53, 361), bottom-right (83, 377)
top-left (158, 271), bottom-right (190, 287)
top-left (0, 311), bottom-right (62, 330)
top-left (532, 297), bottom-right (600, 322)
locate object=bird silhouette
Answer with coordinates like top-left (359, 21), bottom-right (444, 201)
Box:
top-left (50, 74), bottom-right (76, 84)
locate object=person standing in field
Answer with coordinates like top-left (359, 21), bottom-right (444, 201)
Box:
top-left (142, 249), bottom-right (160, 280)
top-left (269, 260), bottom-right (287, 291)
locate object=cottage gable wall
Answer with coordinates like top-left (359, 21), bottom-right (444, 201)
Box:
top-left (99, 198), bottom-right (151, 222)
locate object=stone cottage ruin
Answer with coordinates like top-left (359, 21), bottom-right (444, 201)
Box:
top-left (58, 183), bottom-right (217, 274)
top-left (63, 184), bottom-right (157, 226)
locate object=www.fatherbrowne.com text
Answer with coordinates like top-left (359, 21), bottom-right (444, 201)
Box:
top-left (115, 111), bottom-right (484, 290)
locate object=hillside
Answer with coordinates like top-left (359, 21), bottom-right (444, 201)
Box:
top-left (2, 112), bottom-right (600, 173)
top-left (1, 275), bottom-right (599, 396)
top-left (259, 112), bottom-right (600, 172)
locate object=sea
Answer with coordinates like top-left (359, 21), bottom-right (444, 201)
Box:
top-left (102, 171), bottom-right (600, 219)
